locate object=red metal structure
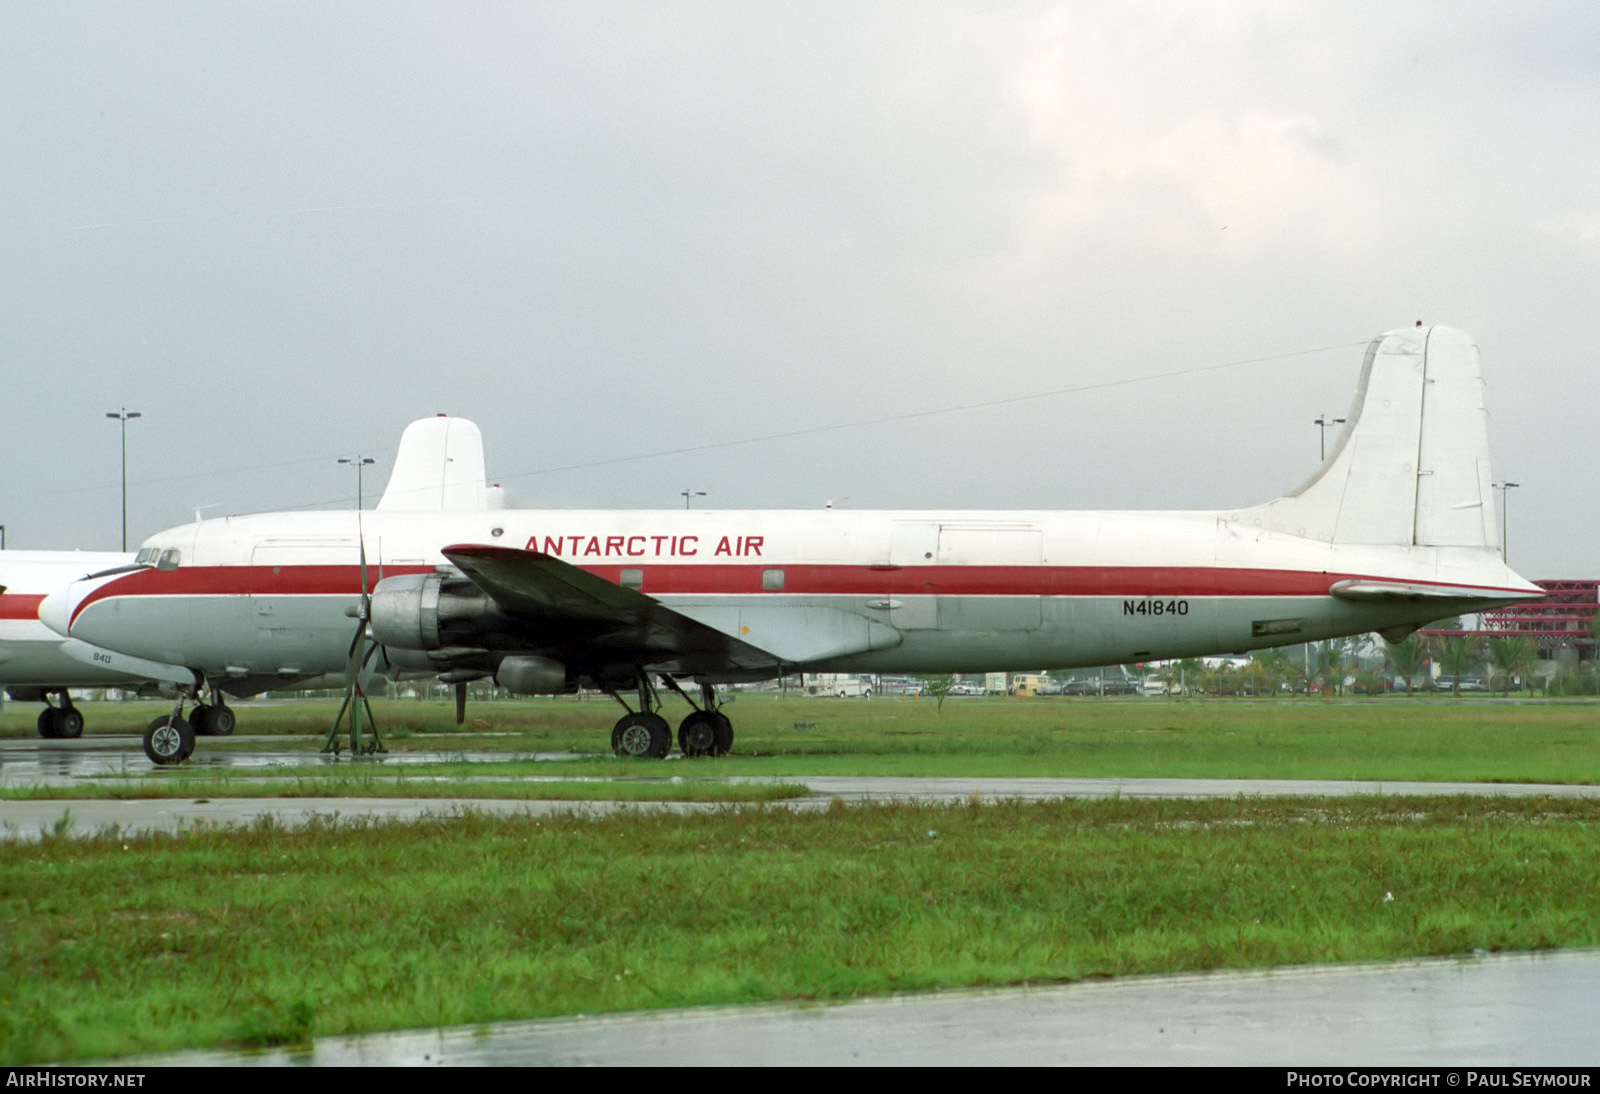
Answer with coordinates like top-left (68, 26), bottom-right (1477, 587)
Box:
top-left (1420, 580), bottom-right (1597, 657)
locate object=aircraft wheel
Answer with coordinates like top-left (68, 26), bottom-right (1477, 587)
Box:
top-left (56, 707), bottom-right (84, 739)
top-left (709, 710), bottom-right (734, 757)
top-left (37, 708), bottom-right (59, 739)
top-left (143, 716), bottom-right (194, 765)
top-left (612, 712), bottom-right (671, 759)
top-left (208, 704), bottom-right (236, 737)
top-left (677, 711), bottom-right (720, 757)
top-left (192, 704), bottom-right (236, 737)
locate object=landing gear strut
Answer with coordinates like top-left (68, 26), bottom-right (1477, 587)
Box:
top-left (605, 674), bottom-right (734, 759)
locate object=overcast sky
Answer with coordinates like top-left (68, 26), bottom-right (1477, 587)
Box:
top-left (2, 2), bottom-right (1596, 576)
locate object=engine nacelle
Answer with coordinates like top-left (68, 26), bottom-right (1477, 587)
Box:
top-left (495, 655), bottom-right (575, 695)
top-left (370, 572), bottom-right (509, 651)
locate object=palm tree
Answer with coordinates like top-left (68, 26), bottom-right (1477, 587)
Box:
top-left (1355, 666), bottom-right (1388, 697)
top-left (1319, 642), bottom-right (1347, 696)
top-left (1486, 636), bottom-right (1538, 697)
top-left (1383, 635), bottom-right (1429, 697)
top-left (1435, 635), bottom-right (1485, 696)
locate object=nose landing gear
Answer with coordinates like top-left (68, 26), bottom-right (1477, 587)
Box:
top-left (141, 681), bottom-right (231, 764)
top-left (143, 710), bottom-right (195, 765)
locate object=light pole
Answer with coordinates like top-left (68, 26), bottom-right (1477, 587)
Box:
top-left (1313, 414), bottom-right (1345, 462)
top-left (105, 409), bottom-right (142, 551)
top-left (681, 489), bottom-right (705, 510)
top-left (1494, 481), bottom-right (1520, 561)
top-left (340, 457), bottom-right (376, 509)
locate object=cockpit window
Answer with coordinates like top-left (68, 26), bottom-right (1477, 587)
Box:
top-left (135, 547), bottom-right (159, 565)
top-left (157, 549), bottom-right (181, 571)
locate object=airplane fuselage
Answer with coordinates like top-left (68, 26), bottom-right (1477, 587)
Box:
top-left (49, 506), bottom-right (1535, 684)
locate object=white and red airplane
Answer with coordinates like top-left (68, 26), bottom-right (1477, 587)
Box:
top-left (1, 550), bottom-right (153, 736)
top-left (42, 326), bottom-right (1541, 763)
top-left (3, 414), bottom-right (495, 747)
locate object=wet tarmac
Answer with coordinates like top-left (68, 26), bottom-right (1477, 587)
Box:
top-left (6, 735), bottom-right (1600, 840)
top-left (126, 950), bottom-right (1600, 1066)
top-left (0, 734), bottom-right (584, 786)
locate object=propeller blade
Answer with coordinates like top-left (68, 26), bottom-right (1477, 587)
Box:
top-left (344, 515), bottom-right (372, 682)
top-left (343, 616), bottom-right (366, 683)
top-left (454, 681), bottom-right (466, 725)
top-left (358, 520), bottom-right (370, 608)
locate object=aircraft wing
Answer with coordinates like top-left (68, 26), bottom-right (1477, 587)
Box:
top-left (440, 544), bottom-right (783, 674)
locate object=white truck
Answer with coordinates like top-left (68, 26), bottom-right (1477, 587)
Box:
top-left (807, 673), bottom-right (874, 698)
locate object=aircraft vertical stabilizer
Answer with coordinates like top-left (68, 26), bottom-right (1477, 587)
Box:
top-left (376, 416), bottom-right (489, 511)
top-left (1244, 325), bottom-right (1499, 549)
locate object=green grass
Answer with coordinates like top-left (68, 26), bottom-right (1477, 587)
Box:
top-left (4, 796), bottom-right (1600, 1063)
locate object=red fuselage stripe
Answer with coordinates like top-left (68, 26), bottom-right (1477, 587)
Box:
top-left (0, 594), bottom-right (45, 621)
top-left (67, 562), bottom-right (1525, 628)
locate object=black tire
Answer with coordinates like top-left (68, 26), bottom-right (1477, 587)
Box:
top-left (208, 704), bottom-right (236, 737)
top-left (192, 704), bottom-right (236, 737)
top-left (611, 712), bottom-right (671, 759)
top-left (677, 711), bottom-right (719, 757)
top-left (37, 708), bottom-right (59, 739)
top-left (56, 707), bottom-right (84, 739)
top-left (143, 716), bottom-right (194, 765)
top-left (709, 710), bottom-right (734, 757)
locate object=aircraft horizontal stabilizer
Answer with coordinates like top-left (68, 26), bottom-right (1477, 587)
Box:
top-left (1327, 579), bottom-right (1535, 605)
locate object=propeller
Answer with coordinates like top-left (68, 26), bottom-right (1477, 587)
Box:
top-left (324, 521), bottom-right (385, 755)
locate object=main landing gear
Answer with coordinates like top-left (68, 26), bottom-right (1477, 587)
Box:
top-left (36, 691), bottom-right (85, 739)
top-left (606, 675), bottom-right (733, 760)
top-left (191, 693), bottom-right (236, 737)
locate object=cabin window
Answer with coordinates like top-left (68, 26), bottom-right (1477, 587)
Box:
top-left (762, 568), bottom-right (785, 590)
top-left (620, 568), bottom-right (643, 590)
top-left (157, 549), bottom-right (181, 571)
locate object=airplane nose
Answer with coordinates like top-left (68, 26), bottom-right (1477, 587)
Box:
top-left (39, 585), bottom-right (76, 638)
